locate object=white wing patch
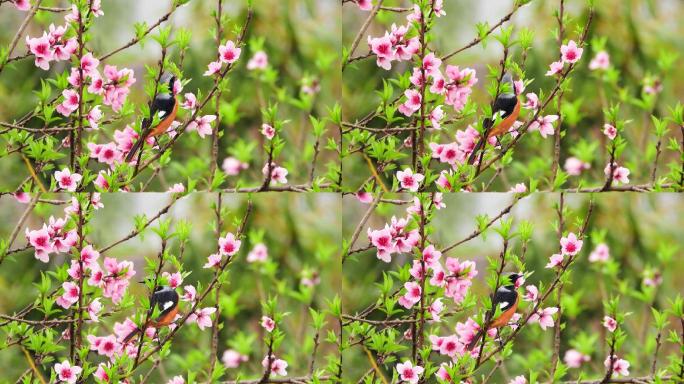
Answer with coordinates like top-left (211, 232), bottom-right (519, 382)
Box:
top-left (157, 110), bottom-right (167, 118)
top-left (499, 301), bottom-right (510, 309)
top-left (162, 301), bottom-right (174, 311)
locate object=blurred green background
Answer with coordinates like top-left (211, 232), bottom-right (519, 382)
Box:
top-left (342, 0), bottom-right (684, 191)
top-left (0, 192), bottom-right (341, 381)
top-left (342, 193), bottom-right (684, 381)
top-left (0, 0), bottom-right (341, 191)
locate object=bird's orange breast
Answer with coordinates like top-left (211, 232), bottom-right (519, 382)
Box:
top-left (489, 296), bottom-right (518, 329)
top-left (487, 98), bottom-right (521, 139)
top-left (151, 306), bottom-right (178, 327)
top-left (150, 98), bottom-right (178, 137)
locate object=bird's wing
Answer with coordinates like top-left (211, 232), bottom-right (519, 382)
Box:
top-left (152, 289), bottom-right (179, 319)
top-left (492, 287), bottom-right (517, 313)
top-left (491, 94), bottom-right (518, 120)
top-left (143, 94), bottom-right (175, 128)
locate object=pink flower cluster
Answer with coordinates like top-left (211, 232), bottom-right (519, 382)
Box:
top-left (396, 168), bottom-right (424, 192)
top-left (262, 163), bottom-right (289, 185)
top-left (25, 23), bottom-right (77, 70)
top-left (564, 157), bottom-right (591, 176)
top-left (55, 241), bottom-right (134, 317)
top-left (401, 59), bottom-right (478, 116)
top-left (188, 115), bottom-right (217, 138)
top-left (367, 23), bottom-right (420, 71)
top-left (88, 317), bottom-right (156, 360)
top-left (564, 349), bottom-right (591, 368)
top-left (205, 40), bottom-right (242, 76)
top-left (430, 317), bottom-right (497, 358)
top-left (222, 349), bottom-right (249, 368)
top-left (529, 114), bottom-right (559, 138)
top-left (87, 124), bottom-right (152, 168)
top-left (261, 316), bottom-right (276, 332)
top-left (367, 215), bottom-right (420, 262)
top-left (25, 215), bottom-right (78, 262)
top-left (187, 307), bottom-right (217, 330)
top-left (247, 51), bottom-right (269, 71)
top-left (546, 40), bottom-right (583, 76)
top-left (204, 233), bottom-right (242, 269)
top-left (262, 355), bottom-right (288, 377)
top-left (93, 256), bottom-right (137, 304)
top-left (402, 248), bottom-right (478, 313)
top-left (54, 168), bottom-right (82, 192)
top-left (53, 360), bottom-right (82, 384)
top-left (430, 125), bottom-right (492, 166)
top-left (247, 243), bottom-right (269, 263)
top-left (546, 232), bottom-right (583, 269)
top-left (604, 355), bottom-right (630, 376)
top-left (604, 162), bottom-right (630, 185)
top-left (528, 307), bottom-right (558, 330)
top-left (589, 51), bottom-right (610, 71)
top-left (222, 157), bottom-right (249, 176)
top-left (396, 361), bottom-right (423, 384)
top-left (589, 243), bottom-right (610, 263)
top-left (60, 58), bottom-right (136, 119)
top-left (64, 0), bottom-right (103, 22)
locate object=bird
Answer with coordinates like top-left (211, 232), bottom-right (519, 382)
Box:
top-left (124, 73), bottom-right (179, 163)
top-left (467, 72), bottom-right (521, 165)
top-left (122, 285), bottom-right (180, 344)
top-left (466, 272), bottom-right (522, 351)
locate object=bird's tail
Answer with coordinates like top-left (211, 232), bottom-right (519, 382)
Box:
top-left (467, 119), bottom-right (494, 165)
top-left (122, 327), bottom-right (142, 344)
top-left (466, 329), bottom-right (486, 351)
top-left (124, 136), bottom-right (146, 163)
top-left (467, 138), bottom-right (486, 165)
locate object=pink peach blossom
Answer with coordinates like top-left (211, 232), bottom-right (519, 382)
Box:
top-left (603, 316), bottom-right (617, 332)
top-left (261, 316), bottom-right (275, 332)
top-left (396, 361), bottom-right (423, 384)
top-left (560, 232), bottom-right (583, 256)
top-left (247, 51), bottom-right (268, 70)
top-left (54, 168), bottom-right (82, 191)
top-left (188, 115), bottom-right (216, 138)
top-left (529, 115), bottom-right (558, 138)
top-left (603, 124), bottom-right (617, 140)
top-left (589, 51), bottom-right (610, 70)
top-left (546, 60), bottom-right (564, 76)
top-left (396, 168), bottom-right (424, 192)
top-left (561, 40), bottom-right (583, 64)
top-left (222, 349), bottom-right (248, 368)
top-left (204, 61), bottom-right (222, 76)
top-left (219, 41), bottom-right (241, 64)
top-left (564, 349), bottom-right (591, 368)
top-left (222, 157), bottom-right (249, 176)
top-left (564, 157), bottom-right (590, 176)
top-left (247, 243), bottom-right (268, 263)
top-left (529, 307), bottom-right (558, 330)
top-left (54, 361), bottom-right (81, 384)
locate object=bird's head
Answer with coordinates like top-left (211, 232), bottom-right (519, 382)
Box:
top-left (506, 273), bottom-right (523, 288)
top-left (160, 73), bottom-right (177, 94)
top-left (502, 72), bottom-right (515, 95)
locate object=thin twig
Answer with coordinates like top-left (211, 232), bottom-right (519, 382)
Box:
top-left (98, 6), bottom-right (179, 61)
top-left (441, 198), bottom-right (518, 254)
top-left (343, 0), bottom-right (384, 71)
top-left (0, 0), bottom-right (44, 74)
top-left (343, 192), bottom-right (383, 263)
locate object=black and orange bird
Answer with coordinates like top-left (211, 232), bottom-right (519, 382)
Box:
top-left (124, 73), bottom-right (179, 163)
top-left (466, 273), bottom-right (521, 351)
top-left (467, 73), bottom-right (521, 165)
top-left (123, 285), bottom-right (179, 343)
